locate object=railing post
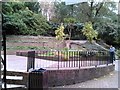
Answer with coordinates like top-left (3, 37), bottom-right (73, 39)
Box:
top-left (27, 51), bottom-right (35, 72)
top-left (95, 51), bottom-right (98, 67)
top-left (58, 50), bottom-right (59, 70)
top-left (106, 51), bottom-right (109, 65)
top-left (78, 51), bottom-right (80, 69)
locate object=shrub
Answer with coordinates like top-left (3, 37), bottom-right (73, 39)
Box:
top-left (116, 49), bottom-right (120, 59)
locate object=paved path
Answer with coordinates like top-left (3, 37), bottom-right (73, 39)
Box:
top-left (2, 55), bottom-right (58, 72)
top-left (49, 60), bottom-right (120, 89)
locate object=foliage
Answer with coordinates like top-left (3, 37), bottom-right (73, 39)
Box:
top-left (79, 2), bottom-right (118, 46)
top-left (53, 1), bottom-right (119, 47)
top-left (2, 2), bottom-right (50, 35)
top-left (95, 21), bottom-right (118, 45)
top-left (64, 17), bottom-right (76, 40)
top-left (55, 23), bottom-right (66, 41)
top-left (2, 1), bottom-right (119, 47)
top-left (116, 15), bottom-right (120, 46)
top-left (116, 49), bottom-right (120, 59)
top-left (53, 2), bottom-right (68, 23)
top-left (82, 22), bottom-right (98, 43)
top-left (64, 17), bottom-right (76, 24)
top-left (24, 2), bottom-right (41, 13)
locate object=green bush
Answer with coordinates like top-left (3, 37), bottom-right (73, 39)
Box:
top-left (2, 2), bottom-right (50, 35)
top-left (116, 49), bottom-right (120, 59)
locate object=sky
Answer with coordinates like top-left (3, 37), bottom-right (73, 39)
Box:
top-left (64, 0), bottom-right (119, 5)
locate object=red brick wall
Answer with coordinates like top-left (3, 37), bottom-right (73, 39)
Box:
top-left (46, 65), bottom-right (114, 87)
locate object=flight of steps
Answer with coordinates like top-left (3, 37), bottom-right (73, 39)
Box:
top-left (1, 71), bottom-right (28, 90)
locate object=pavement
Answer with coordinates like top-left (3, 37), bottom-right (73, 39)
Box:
top-left (2, 55), bottom-right (58, 72)
top-left (49, 60), bottom-right (120, 89)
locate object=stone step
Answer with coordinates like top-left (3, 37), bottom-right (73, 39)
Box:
top-left (2, 84), bottom-right (26, 89)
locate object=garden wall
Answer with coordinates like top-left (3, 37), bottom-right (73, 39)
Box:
top-left (5, 35), bottom-right (66, 54)
top-left (46, 65), bottom-right (114, 87)
top-left (6, 35), bottom-right (66, 49)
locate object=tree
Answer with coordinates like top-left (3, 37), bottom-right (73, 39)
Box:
top-left (55, 23), bottom-right (69, 60)
top-left (53, 1), bottom-right (73, 23)
top-left (82, 21), bottom-right (98, 43)
top-left (53, 1), bottom-right (118, 43)
top-left (77, 2), bottom-right (118, 45)
top-left (64, 17), bottom-right (76, 40)
top-left (2, 2), bottom-right (50, 35)
top-left (24, 2), bottom-right (41, 13)
top-left (115, 14), bottom-right (120, 47)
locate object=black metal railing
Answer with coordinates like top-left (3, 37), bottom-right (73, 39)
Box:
top-left (30, 50), bottom-right (111, 70)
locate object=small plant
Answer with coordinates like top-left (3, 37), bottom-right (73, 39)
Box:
top-left (55, 23), bottom-right (66, 41)
top-left (38, 52), bottom-right (54, 57)
top-left (116, 49), bottom-right (120, 59)
top-left (62, 47), bottom-right (69, 51)
top-left (82, 21), bottom-right (98, 43)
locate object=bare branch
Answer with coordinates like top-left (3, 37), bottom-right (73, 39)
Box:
top-left (95, 2), bottom-right (104, 17)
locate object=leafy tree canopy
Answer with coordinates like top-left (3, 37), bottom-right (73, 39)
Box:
top-left (53, 1), bottom-right (119, 47)
top-left (2, 2), bottom-right (50, 35)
